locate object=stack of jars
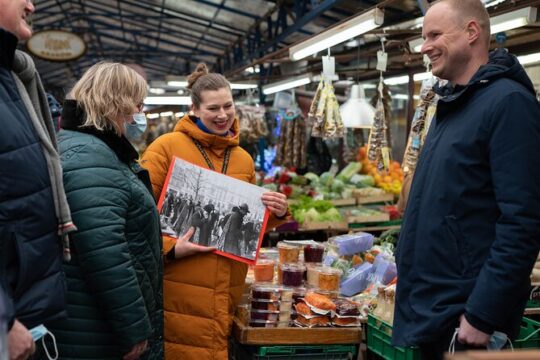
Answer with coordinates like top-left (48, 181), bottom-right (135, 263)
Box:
top-left (248, 283), bottom-right (293, 328)
top-left (249, 241), bottom-right (344, 327)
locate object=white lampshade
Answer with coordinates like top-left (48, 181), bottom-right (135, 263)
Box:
top-left (340, 84), bottom-right (375, 128)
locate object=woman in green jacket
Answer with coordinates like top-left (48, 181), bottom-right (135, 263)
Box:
top-left (45, 62), bottom-right (164, 360)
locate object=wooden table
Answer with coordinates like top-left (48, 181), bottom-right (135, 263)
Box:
top-left (233, 318), bottom-right (362, 345)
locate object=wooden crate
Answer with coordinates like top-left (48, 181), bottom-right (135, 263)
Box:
top-left (330, 198), bottom-right (357, 207)
top-left (232, 318), bottom-right (362, 345)
top-left (300, 221), bottom-right (349, 231)
top-left (354, 193), bottom-right (394, 205)
top-left (346, 213), bottom-right (390, 224)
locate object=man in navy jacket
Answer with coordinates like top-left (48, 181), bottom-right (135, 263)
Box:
top-left (393, 0), bottom-right (540, 358)
top-left (1, 1), bottom-right (71, 359)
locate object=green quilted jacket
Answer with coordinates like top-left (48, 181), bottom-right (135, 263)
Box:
top-left (44, 101), bottom-right (163, 360)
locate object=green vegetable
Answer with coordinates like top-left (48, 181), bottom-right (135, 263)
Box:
top-left (336, 162), bottom-right (362, 182)
top-left (319, 172), bottom-right (334, 187)
top-left (303, 172), bottom-right (320, 185)
top-left (350, 174), bottom-right (375, 188)
top-left (331, 179), bottom-right (345, 193)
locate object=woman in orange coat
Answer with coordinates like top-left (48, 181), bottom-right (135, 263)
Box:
top-left (141, 63), bottom-right (289, 360)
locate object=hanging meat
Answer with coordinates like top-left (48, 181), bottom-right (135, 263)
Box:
top-left (308, 79), bottom-right (344, 139)
top-left (402, 78), bottom-right (440, 174)
top-left (275, 115), bottom-right (307, 169)
top-left (367, 81), bottom-right (392, 172)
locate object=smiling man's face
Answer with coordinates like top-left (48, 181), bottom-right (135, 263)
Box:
top-left (421, 2), bottom-right (472, 84)
top-left (0, 0), bottom-right (35, 41)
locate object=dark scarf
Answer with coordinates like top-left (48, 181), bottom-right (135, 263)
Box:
top-left (61, 100), bottom-right (154, 197)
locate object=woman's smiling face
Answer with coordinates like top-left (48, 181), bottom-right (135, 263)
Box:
top-left (193, 87), bottom-right (235, 135)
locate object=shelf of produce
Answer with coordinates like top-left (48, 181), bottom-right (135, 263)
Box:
top-left (349, 224), bottom-right (401, 233)
top-left (355, 193), bottom-right (395, 205)
top-left (233, 318), bottom-right (362, 345)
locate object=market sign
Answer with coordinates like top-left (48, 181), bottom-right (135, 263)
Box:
top-left (27, 30), bottom-right (86, 62)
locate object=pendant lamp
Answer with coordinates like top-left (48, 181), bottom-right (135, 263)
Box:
top-left (340, 84), bottom-right (375, 128)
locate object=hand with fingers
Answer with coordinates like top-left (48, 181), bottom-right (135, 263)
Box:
top-left (174, 227), bottom-right (216, 259)
top-left (457, 314), bottom-right (490, 347)
top-left (261, 191), bottom-right (289, 218)
top-left (8, 320), bottom-right (35, 360)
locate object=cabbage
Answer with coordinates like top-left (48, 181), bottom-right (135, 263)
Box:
top-left (319, 172), bottom-right (334, 187)
top-left (304, 172), bottom-right (320, 185)
top-left (320, 207), bottom-right (343, 222)
top-left (331, 179), bottom-right (345, 193)
top-left (304, 208), bottom-right (321, 222)
top-left (350, 174), bottom-right (375, 188)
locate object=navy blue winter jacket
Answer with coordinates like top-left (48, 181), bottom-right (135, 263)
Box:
top-left (393, 48), bottom-right (540, 346)
top-left (0, 29), bottom-right (66, 329)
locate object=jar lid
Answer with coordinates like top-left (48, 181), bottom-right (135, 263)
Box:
top-left (277, 242), bottom-right (300, 250)
top-left (255, 259), bottom-right (275, 266)
top-left (319, 267), bottom-right (343, 276)
top-left (279, 262), bottom-right (307, 272)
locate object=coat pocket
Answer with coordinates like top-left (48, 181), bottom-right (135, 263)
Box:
top-left (444, 215), bottom-right (472, 277)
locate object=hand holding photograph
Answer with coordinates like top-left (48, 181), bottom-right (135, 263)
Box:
top-left (158, 157), bottom-right (269, 264)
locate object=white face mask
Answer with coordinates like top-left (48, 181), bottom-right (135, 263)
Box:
top-left (29, 324), bottom-right (58, 360)
top-left (124, 113), bottom-right (147, 141)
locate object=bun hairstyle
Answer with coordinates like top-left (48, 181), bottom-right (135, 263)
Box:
top-left (187, 63), bottom-right (231, 108)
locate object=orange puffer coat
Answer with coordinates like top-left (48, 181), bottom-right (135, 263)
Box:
top-left (141, 115), bottom-right (287, 360)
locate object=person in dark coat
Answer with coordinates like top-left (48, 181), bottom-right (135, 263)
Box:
top-left (45, 62), bottom-right (167, 360)
top-left (190, 202), bottom-right (205, 244)
top-left (199, 204), bottom-right (217, 246)
top-left (222, 204), bottom-right (250, 255)
top-left (392, 1), bottom-right (540, 358)
top-left (0, 2), bottom-right (76, 359)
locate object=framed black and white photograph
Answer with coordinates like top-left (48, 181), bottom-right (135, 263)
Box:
top-left (157, 157), bottom-right (269, 264)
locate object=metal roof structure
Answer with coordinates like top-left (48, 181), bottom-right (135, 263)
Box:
top-left (31, 0), bottom-right (540, 92)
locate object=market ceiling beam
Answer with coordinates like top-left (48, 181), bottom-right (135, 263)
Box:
top-left (224, 0), bottom-right (346, 75)
top-left (87, 0), bottom-right (233, 47)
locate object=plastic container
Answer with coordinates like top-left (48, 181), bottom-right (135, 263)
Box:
top-left (306, 264), bottom-right (322, 287)
top-left (250, 309), bottom-right (280, 321)
top-left (281, 287), bottom-right (293, 302)
top-left (313, 288), bottom-right (339, 299)
top-left (292, 287), bottom-right (307, 305)
top-left (251, 284), bottom-right (282, 301)
top-left (317, 267), bottom-right (342, 292)
top-left (329, 232), bottom-right (374, 256)
top-left (277, 242), bottom-right (300, 263)
top-left (254, 259), bottom-right (275, 282)
top-left (236, 304), bottom-right (250, 325)
top-left (279, 310), bottom-right (291, 322)
top-left (280, 263), bottom-right (306, 287)
top-left (367, 314), bottom-right (421, 360)
top-left (303, 243), bottom-right (325, 263)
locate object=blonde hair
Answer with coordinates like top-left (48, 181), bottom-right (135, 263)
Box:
top-left (431, 0), bottom-right (491, 48)
top-left (187, 63), bottom-right (231, 108)
top-left (68, 62), bottom-right (148, 134)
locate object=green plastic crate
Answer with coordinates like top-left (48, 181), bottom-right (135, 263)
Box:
top-left (230, 341), bottom-right (357, 360)
top-left (526, 299), bottom-right (540, 308)
top-left (367, 314), bottom-right (421, 360)
top-left (514, 317), bottom-right (540, 349)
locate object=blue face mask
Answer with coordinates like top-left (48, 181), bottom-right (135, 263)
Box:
top-left (124, 113), bottom-right (147, 141)
top-left (29, 324), bottom-right (58, 360)
top-left (487, 331), bottom-right (509, 350)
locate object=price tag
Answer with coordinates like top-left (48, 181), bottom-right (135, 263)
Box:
top-left (382, 147), bottom-right (390, 170)
top-left (322, 55), bottom-right (335, 80)
top-left (376, 51), bottom-right (388, 72)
